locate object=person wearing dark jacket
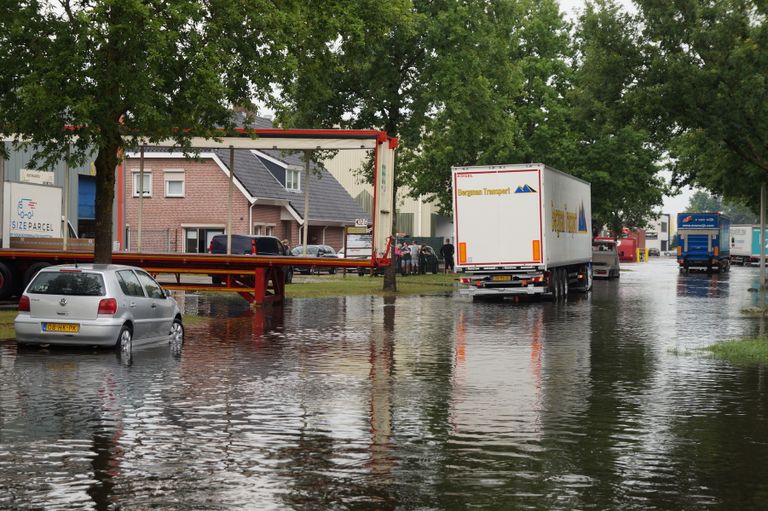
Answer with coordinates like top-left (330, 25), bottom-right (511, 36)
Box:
top-left (440, 239), bottom-right (455, 273)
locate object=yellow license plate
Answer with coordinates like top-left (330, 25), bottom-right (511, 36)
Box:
top-left (43, 323), bottom-right (80, 333)
top-left (492, 275), bottom-right (511, 281)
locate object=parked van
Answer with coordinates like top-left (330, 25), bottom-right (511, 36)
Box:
top-left (208, 234), bottom-right (292, 283)
top-left (592, 238), bottom-right (620, 279)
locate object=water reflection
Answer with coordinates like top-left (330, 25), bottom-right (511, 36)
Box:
top-left (2, 261), bottom-right (768, 509)
top-left (676, 271), bottom-right (729, 299)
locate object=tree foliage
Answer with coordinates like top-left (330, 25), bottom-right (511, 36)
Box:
top-left (566, 0), bottom-right (667, 237)
top-left (278, 0), bottom-right (668, 236)
top-left (402, 0), bottom-right (574, 213)
top-left (686, 190), bottom-right (759, 224)
top-left (636, 0), bottom-right (768, 211)
top-left (0, 0), bottom-right (296, 262)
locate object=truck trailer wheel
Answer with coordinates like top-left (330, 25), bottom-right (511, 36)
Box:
top-left (548, 270), bottom-right (560, 301)
top-left (23, 262), bottom-right (50, 290)
top-left (561, 269), bottom-right (569, 297)
top-left (0, 262), bottom-right (16, 300)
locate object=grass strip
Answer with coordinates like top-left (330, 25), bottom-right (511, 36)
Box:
top-left (0, 310), bottom-right (16, 340)
top-left (704, 338), bottom-right (768, 366)
top-left (286, 273), bottom-right (458, 299)
top-left (0, 274), bottom-right (457, 338)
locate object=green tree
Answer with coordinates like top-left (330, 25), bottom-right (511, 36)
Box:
top-left (686, 190), bottom-right (759, 224)
top-left (566, 0), bottom-right (666, 238)
top-left (276, 0), bottom-right (419, 181)
top-left (636, 0), bottom-right (768, 211)
top-left (274, 0), bottom-right (424, 290)
top-left (402, 0), bottom-right (574, 213)
top-left (0, 1), bottom-right (294, 262)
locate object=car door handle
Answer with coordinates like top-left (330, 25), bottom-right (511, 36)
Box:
top-left (129, 302), bottom-right (136, 308)
top-left (151, 303), bottom-right (157, 308)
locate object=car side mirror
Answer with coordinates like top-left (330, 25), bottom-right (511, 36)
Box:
top-left (162, 288), bottom-right (172, 299)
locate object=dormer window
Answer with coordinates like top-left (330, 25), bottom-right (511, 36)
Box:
top-left (286, 166), bottom-right (301, 191)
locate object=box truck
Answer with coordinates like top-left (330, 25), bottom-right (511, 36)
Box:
top-left (730, 224), bottom-right (768, 266)
top-left (676, 212), bottom-right (730, 272)
top-left (0, 181), bottom-right (89, 299)
top-left (452, 163), bottom-right (592, 300)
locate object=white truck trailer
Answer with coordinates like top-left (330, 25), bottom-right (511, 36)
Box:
top-left (730, 224), bottom-right (768, 266)
top-left (730, 224), bottom-right (753, 265)
top-left (452, 163), bottom-right (592, 300)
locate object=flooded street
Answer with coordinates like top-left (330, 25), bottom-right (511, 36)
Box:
top-left (2, 257), bottom-right (768, 510)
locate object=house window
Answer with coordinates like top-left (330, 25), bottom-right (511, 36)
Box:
top-left (286, 168), bottom-right (301, 191)
top-left (254, 224), bottom-right (275, 236)
top-left (184, 227), bottom-right (224, 253)
top-left (132, 171), bottom-right (152, 197)
top-left (164, 170), bottom-right (185, 197)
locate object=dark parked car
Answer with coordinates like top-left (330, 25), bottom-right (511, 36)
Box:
top-left (419, 245), bottom-right (440, 274)
top-left (291, 245), bottom-right (338, 274)
top-left (208, 234), bottom-right (293, 283)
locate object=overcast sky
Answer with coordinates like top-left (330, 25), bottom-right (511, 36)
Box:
top-left (558, 0), bottom-right (636, 18)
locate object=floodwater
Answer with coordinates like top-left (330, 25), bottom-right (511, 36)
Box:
top-left (2, 258), bottom-right (768, 510)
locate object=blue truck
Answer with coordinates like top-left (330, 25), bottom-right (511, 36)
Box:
top-left (677, 213), bottom-right (731, 272)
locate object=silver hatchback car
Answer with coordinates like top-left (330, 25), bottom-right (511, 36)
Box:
top-left (15, 264), bottom-right (183, 354)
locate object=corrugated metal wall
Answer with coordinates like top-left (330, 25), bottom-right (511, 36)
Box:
top-left (1, 141), bottom-right (109, 240)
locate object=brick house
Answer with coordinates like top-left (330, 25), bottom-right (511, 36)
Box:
top-left (120, 145), bottom-right (369, 254)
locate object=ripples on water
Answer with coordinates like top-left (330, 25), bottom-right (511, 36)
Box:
top-left (1, 258), bottom-right (768, 510)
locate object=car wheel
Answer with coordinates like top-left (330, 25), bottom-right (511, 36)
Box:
top-left (170, 319), bottom-right (184, 343)
top-left (170, 319), bottom-right (184, 355)
top-left (0, 262), bottom-right (16, 300)
top-left (116, 325), bottom-right (133, 364)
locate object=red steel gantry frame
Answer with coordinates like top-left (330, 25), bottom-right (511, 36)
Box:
top-left (133, 128), bottom-right (397, 304)
top-left (0, 129), bottom-right (396, 305)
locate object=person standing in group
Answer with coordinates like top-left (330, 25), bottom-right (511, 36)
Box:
top-left (281, 239), bottom-right (291, 255)
top-left (409, 241), bottom-right (420, 275)
top-left (440, 238), bottom-right (455, 273)
top-left (419, 244), bottom-right (429, 274)
top-left (400, 242), bottom-right (411, 276)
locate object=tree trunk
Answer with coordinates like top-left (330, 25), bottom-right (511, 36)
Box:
top-left (382, 179), bottom-right (398, 292)
top-left (383, 236), bottom-right (397, 292)
top-left (381, 120), bottom-right (400, 292)
top-left (93, 136), bottom-right (119, 263)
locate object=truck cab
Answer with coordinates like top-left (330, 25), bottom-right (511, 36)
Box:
top-left (592, 238), bottom-right (620, 279)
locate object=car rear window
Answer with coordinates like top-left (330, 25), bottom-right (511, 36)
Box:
top-left (211, 235), bottom-right (283, 255)
top-left (28, 271), bottom-right (106, 296)
top-left (292, 246), bottom-right (320, 255)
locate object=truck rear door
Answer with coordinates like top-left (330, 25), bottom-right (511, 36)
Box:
top-left (686, 234), bottom-right (710, 255)
top-left (453, 167), bottom-right (542, 267)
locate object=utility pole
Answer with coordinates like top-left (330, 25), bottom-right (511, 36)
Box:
top-left (761, 183), bottom-right (766, 314)
top-left (302, 151), bottom-right (311, 255)
top-left (0, 147), bottom-right (4, 248)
